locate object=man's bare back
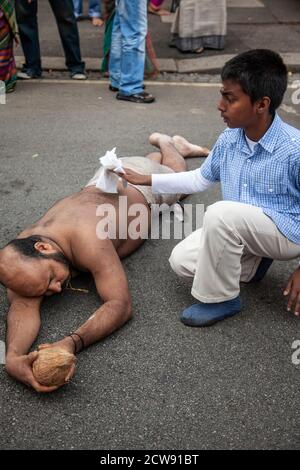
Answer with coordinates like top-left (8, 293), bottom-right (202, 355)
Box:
top-left (19, 184), bottom-right (151, 267)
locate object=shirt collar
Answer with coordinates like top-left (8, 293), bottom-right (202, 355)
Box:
top-left (257, 113), bottom-right (282, 153)
top-left (237, 113), bottom-right (282, 154)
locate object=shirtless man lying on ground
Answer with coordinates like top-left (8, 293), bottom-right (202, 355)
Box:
top-left (0, 133), bottom-right (209, 392)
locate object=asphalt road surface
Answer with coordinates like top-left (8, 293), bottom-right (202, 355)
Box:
top-left (0, 80), bottom-right (299, 450)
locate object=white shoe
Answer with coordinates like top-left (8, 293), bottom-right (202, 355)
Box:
top-left (17, 71), bottom-right (41, 79)
top-left (71, 73), bottom-right (87, 80)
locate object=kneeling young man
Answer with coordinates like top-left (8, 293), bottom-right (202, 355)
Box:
top-left (119, 49), bottom-right (300, 327)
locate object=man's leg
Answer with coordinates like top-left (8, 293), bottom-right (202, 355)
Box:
top-left (147, 133), bottom-right (187, 173)
top-left (72, 0), bottom-right (83, 18)
top-left (49, 0), bottom-right (85, 75)
top-left (15, 0), bottom-right (42, 77)
top-left (109, 8), bottom-right (122, 89)
top-left (117, 0), bottom-right (147, 95)
top-left (172, 135), bottom-right (210, 158)
top-left (150, 133), bottom-right (210, 158)
top-left (169, 201), bottom-right (300, 326)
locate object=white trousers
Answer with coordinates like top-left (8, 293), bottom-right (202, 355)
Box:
top-left (169, 201), bottom-right (300, 303)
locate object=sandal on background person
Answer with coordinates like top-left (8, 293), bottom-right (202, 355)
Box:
top-left (116, 91), bottom-right (155, 104)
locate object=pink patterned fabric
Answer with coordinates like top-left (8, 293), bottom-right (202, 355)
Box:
top-left (150, 0), bottom-right (164, 7)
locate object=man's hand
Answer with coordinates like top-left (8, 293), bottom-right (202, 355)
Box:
top-left (37, 337), bottom-right (76, 383)
top-left (114, 168), bottom-right (152, 186)
top-left (283, 267), bottom-right (300, 316)
top-left (5, 352), bottom-right (59, 393)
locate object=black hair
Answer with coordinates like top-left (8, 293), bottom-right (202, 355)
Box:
top-left (221, 49), bottom-right (288, 115)
top-left (6, 236), bottom-right (70, 267)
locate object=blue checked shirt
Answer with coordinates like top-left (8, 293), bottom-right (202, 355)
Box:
top-left (200, 114), bottom-right (300, 245)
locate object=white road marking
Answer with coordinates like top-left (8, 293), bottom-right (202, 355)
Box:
top-left (227, 0), bottom-right (265, 7)
top-left (0, 341), bottom-right (5, 365)
top-left (280, 104), bottom-right (299, 115)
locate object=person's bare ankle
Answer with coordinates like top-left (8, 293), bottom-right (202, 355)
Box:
top-left (149, 132), bottom-right (173, 148)
top-left (173, 135), bottom-right (210, 157)
top-left (172, 135), bottom-right (194, 157)
top-left (91, 17), bottom-right (104, 27)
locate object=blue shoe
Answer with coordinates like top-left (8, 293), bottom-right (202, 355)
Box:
top-left (248, 257), bottom-right (273, 283)
top-left (181, 296), bottom-right (242, 327)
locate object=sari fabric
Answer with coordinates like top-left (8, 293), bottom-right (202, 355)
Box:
top-left (0, 0), bottom-right (18, 92)
top-left (171, 0), bottom-right (227, 52)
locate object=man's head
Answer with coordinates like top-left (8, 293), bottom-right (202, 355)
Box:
top-left (0, 236), bottom-right (71, 297)
top-left (218, 49), bottom-right (288, 129)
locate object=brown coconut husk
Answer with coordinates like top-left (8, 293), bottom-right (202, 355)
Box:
top-left (32, 347), bottom-right (76, 387)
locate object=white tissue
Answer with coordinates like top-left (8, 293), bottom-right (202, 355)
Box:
top-left (95, 148), bottom-right (127, 193)
top-left (174, 202), bottom-right (184, 222)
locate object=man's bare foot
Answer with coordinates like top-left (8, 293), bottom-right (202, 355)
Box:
top-left (149, 132), bottom-right (174, 148)
top-left (91, 17), bottom-right (104, 27)
top-left (148, 4), bottom-right (171, 16)
top-left (172, 135), bottom-right (210, 157)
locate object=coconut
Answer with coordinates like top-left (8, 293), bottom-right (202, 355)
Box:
top-left (32, 347), bottom-right (76, 387)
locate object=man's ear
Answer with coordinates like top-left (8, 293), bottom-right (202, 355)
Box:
top-left (34, 242), bottom-right (56, 254)
top-left (256, 96), bottom-right (271, 114)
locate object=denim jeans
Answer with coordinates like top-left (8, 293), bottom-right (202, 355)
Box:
top-left (15, 0), bottom-right (85, 75)
top-left (72, 0), bottom-right (102, 18)
top-left (109, 0), bottom-right (147, 95)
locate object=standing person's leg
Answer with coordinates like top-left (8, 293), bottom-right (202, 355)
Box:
top-left (15, 0), bottom-right (42, 78)
top-left (109, 8), bottom-right (122, 90)
top-left (116, 0), bottom-right (154, 102)
top-left (170, 201), bottom-right (300, 326)
top-left (49, 0), bottom-right (85, 77)
top-left (72, 0), bottom-right (83, 19)
top-left (89, 0), bottom-right (104, 26)
top-left (119, 0), bottom-right (146, 95)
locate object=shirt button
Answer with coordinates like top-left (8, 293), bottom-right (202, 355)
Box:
top-left (269, 188), bottom-right (273, 192)
top-left (243, 183), bottom-right (247, 187)
top-left (247, 159), bottom-right (251, 163)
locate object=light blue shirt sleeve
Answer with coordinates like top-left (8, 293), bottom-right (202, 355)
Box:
top-left (199, 133), bottom-right (224, 182)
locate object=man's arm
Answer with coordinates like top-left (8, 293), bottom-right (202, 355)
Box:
top-left (5, 290), bottom-right (59, 392)
top-left (115, 168), bottom-right (215, 194)
top-left (41, 238), bottom-right (132, 354)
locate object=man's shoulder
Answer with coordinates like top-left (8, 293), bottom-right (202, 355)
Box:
top-left (280, 120), bottom-right (300, 144)
top-left (277, 119), bottom-right (300, 159)
top-left (216, 127), bottom-right (240, 146)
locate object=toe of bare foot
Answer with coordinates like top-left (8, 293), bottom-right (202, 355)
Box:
top-left (201, 147), bottom-right (210, 157)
